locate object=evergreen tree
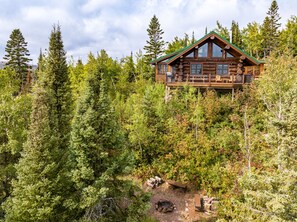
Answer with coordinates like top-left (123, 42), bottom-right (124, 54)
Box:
top-left (43, 25), bottom-right (72, 144)
top-left (231, 20), bottom-right (243, 48)
top-left (37, 49), bottom-right (44, 72)
top-left (144, 15), bottom-right (165, 62)
top-left (4, 25), bottom-right (73, 221)
top-left (4, 86), bottom-right (60, 221)
top-left (123, 52), bottom-right (136, 83)
top-left (69, 67), bottom-right (141, 220)
top-left (3, 29), bottom-right (32, 92)
top-left (191, 31), bottom-right (196, 44)
top-left (261, 0), bottom-right (281, 56)
top-left (183, 33), bottom-right (190, 47)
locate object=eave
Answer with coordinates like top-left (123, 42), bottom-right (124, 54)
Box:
top-left (165, 31), bottom-right (264, 66)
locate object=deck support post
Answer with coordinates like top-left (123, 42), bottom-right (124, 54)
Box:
top-left (232, 88), bottom-right (235, 101)
top-left (165, 86), bottom-right (171, 103)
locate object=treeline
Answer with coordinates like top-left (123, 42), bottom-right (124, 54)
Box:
top-left (165, 0), bottom-right (297, 58)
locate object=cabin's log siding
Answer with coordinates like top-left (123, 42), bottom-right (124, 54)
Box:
top-left (178, 58), bottom-right (240, 81)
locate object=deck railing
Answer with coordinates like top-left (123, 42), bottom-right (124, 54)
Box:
top-left (165, 73), bottom-right (249, 84)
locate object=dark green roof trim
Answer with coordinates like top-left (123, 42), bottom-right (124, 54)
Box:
top-left (154, 31), bottom-right (264, 65)
top-left (210, 31), bottom-right (264, 64)
top-left (150, 48), bottom-right (183, 64)
top-left (166, 32), bottom-right (213, 64)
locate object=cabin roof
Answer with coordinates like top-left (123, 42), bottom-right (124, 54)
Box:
top-left (150, 48), bottom-right (183, 64)
top-left (151, 31), bottom-right (264, 65)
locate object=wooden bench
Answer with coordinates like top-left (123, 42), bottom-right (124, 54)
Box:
top-left (167, 180), bottom-right (187, 191)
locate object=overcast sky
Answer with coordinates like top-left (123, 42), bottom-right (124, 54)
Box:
top-left (0, 0), bottom-right (296, 64)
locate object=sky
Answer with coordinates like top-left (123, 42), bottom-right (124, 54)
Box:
top-left (0, 0), bottom-right (296, 64)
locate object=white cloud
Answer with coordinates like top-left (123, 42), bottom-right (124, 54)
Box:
top-left (0, 0), bottom-right (296, 64)
top-left (81, 0), bottom-right (122, 13)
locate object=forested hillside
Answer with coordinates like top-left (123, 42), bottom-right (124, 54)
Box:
top-left (0, 0), bottom-right (296, 221)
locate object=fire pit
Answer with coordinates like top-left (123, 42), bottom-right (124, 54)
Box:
top-left (155, 200), bottom-right (175, 213)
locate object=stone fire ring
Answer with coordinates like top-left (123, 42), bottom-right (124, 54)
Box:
top-left (155, 200), bottom-right (175, 213)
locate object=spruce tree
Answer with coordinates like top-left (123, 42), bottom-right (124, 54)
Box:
top-left (42, 25), bottom-right (72, 152)
top-left (191, 31), bottom-right (196, 44)
top-left (69, 67), bottom-right (127, 220)
top-left (3, 29), bottom-right (32, 91)
top-left (4, 86), bottom-right (60, 222)
top-left (4, 25), bottom-right (73, 221)
top-left (231, 20), bottom-right (243, 48)
top-left (144, 15), bottom-right (165, 62)
top-left (261, 0), bottom-right (281, 56)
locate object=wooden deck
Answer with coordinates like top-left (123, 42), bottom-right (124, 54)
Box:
top-left (163, 73), bottom-right (251, 89)
top-left (167, 81), bottom-right (244, 89)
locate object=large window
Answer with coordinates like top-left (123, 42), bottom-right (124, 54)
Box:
top-left (191, 64), bottom-right (202, 75)
top-left (217, 64), bottom-right (228, 76)
top-left (198, 43), bottom-right (208, 57)
top-left (186, 51), bottom-right (194, 58)
top-left (212, 43), bottom-right (222, 57)
top-left (158, 64), bottom-right (168, 74)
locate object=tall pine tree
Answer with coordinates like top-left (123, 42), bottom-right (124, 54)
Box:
top-left (231, 20), bottom-right (243, 48)
top-left (3, 29), bottom-right (32, 92)
top-left (261, 0), bottom-right (281, 56)
top-left (4, 25), bottom-right (73, 221)
top-left (144, 15), bottom-right (165, 62)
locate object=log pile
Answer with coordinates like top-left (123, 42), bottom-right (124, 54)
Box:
top-left (237, 56), bottom-right (245, 75)
top-left (146, 176), bottom-right (163, 188)
top-left (194, 194), bottom-right (219, 214)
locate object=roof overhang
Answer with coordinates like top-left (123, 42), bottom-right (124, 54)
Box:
top-left (152, 31), bottom-right (264, 66)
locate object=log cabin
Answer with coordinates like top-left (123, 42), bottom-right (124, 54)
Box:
top-left (151, 31), bottom-right (264, 90)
